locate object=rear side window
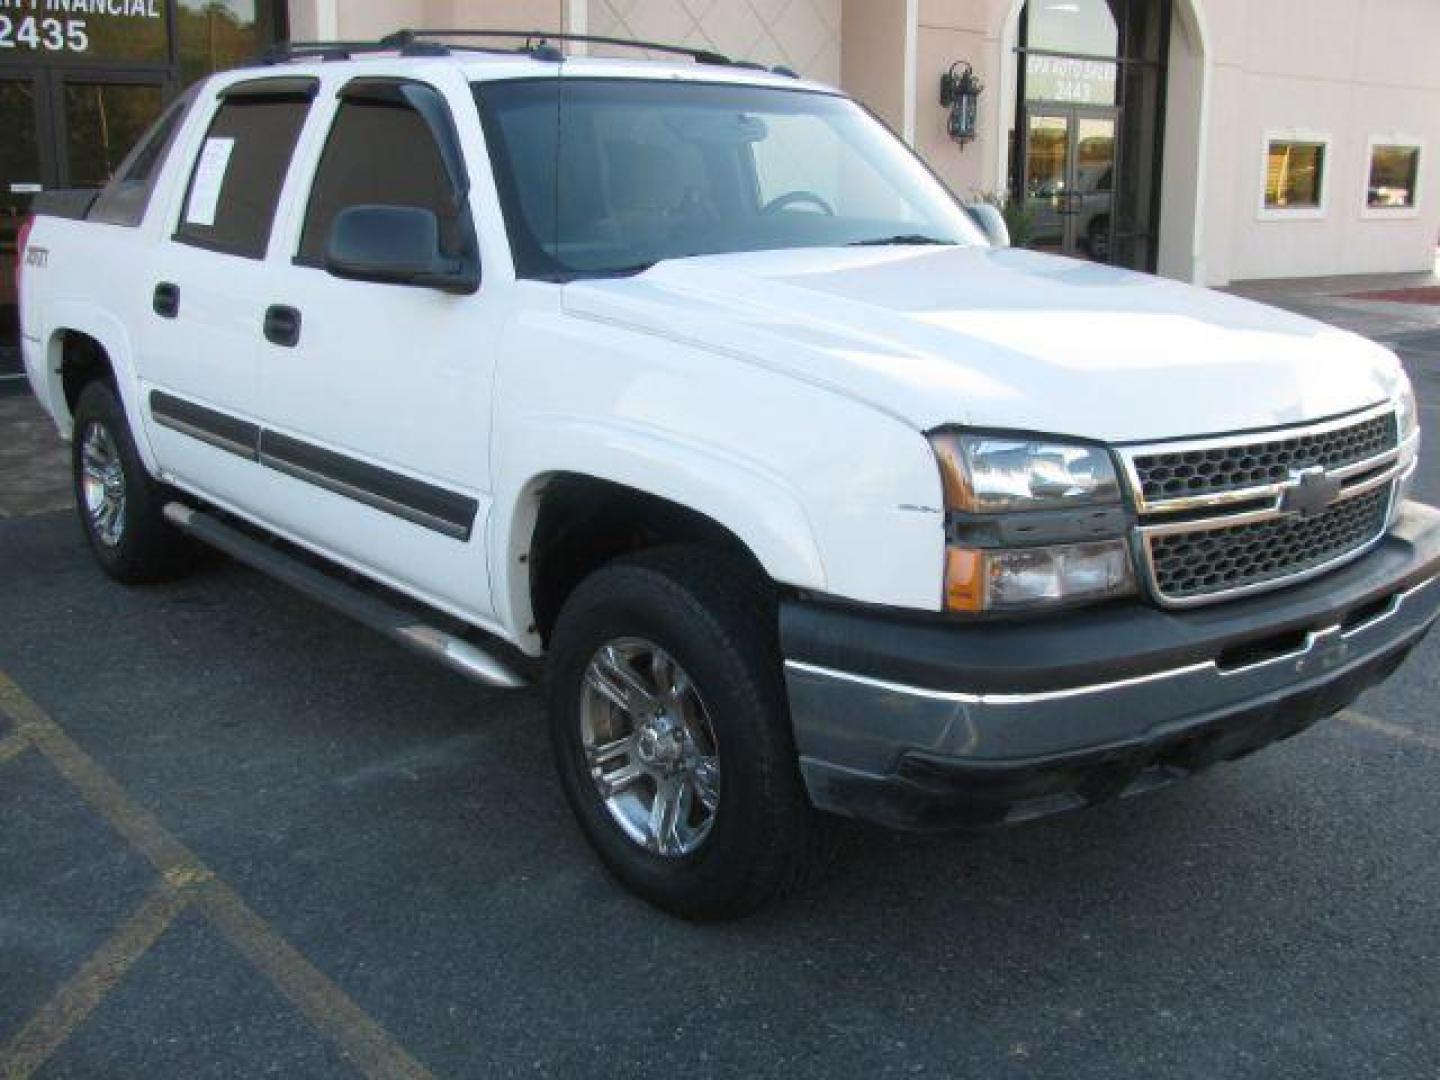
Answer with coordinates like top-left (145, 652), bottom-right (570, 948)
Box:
top-left (89, 85), bottom-right (196, 228)
top-left (175, 86), bottom-right (311, 258)
top-left (122, 101), bottom-right (187, 185)
top-left (297, 93), bottom-right (456, 266)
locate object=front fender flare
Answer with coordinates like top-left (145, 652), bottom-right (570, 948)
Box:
top-left (490, 416), bottom-right (828, 649)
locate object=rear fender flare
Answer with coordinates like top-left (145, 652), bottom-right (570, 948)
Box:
top-left (41, 302), bottom-right (158, 473)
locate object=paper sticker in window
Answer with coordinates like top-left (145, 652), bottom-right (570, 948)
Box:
top-left (185, 136), bottom-right (234, 227)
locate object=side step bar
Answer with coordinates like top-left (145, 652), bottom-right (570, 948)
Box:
top-left (163, 502), bottom-right (527, 689)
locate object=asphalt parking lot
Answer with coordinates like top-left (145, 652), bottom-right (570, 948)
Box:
top-left (3, 304), bottom-right (1440, 1078)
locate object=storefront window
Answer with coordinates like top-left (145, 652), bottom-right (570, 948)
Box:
top-left (178, 1), bottom-right (274, 88)
top-left (63, 82), bottom-right (165, 187)
top-left (0, 3), bottom-right (168, 63)
top-left (1022, 0), bottom-right (1120, 105)
top-left (1367, 144), bottom-right (1420, 209)
top-left (0, 1), bottom-right (279, 81)
top-left (1025, 0), bottom-right (1120, 55)
top-left (1264, 139), bottom-right (1327, 211)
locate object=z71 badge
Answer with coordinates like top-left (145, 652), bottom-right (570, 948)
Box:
top-left (24, 247), bottom-right (49, 269)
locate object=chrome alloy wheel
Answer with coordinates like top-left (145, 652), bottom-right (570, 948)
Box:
top-left (80, 421), bottom-right (126, 548)
top-left (579, 638), bottom-right (721, 858)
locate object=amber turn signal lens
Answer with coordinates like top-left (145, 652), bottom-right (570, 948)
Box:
top-left (944, 546), bottom-right (985, 612)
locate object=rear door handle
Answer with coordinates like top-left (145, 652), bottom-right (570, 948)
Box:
top-left (263, 304), bottom-right (301, 348)
top-left (153, 282), bottom-right (179, 318)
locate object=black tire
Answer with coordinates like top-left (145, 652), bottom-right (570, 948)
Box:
top-left (70, 381), bottom-right (194, 584)
top-left (546, 546), bottom-right (832, 920)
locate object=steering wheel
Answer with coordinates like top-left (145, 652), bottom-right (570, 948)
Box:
top-left (761, 190), bottom-right (836, 216)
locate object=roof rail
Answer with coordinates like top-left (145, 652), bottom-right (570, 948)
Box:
top-left (257, 29), bottom-right (802, 77)
top-left (258, 39), bottom-right (456, 64)
top-left (381, 28), bottom-right (733, 67)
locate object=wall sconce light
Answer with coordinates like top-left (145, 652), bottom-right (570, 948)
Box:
top-left (939, 61), bottom-right (984, 147)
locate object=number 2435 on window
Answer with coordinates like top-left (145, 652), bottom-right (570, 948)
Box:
top-left (0, 16), bottom-right (90, 52)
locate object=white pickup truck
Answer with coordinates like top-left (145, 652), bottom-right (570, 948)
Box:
top-left (17, 31), bottom-right (1439, 920)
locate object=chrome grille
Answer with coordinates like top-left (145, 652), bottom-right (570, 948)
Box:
top-left (1120, 404), bottom-right (1406, 608)
top-left (1147, 487), bottom-right (1391, 601)
top-left (1130, 411), bottom-right (1397, 505)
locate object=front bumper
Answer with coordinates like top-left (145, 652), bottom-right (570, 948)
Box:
top-left (782, 501), bottom-right (1440, 831)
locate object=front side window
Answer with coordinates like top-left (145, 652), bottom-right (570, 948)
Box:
top-left (1264, 138), bottom-right (1327, 212)
top-left (475, 78), bottom-right (983, 279)
top-left (298, 90), bottom-right (458, 266)
top-left (175, 89), bottom-right (310, 258)
top-left (1367, 143), bottom-right (1421, 210)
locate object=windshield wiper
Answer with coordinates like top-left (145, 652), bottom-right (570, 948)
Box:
top-left (847, 234), bottom-right (956, 247)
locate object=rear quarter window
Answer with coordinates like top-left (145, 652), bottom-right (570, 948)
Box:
top-left (89, 86), bottom-right (197, 228)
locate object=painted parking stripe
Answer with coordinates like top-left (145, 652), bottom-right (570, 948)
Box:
top-left (1341, 709), bottom-right (1440, 751)
top-left (0, 671), bottom-right (435, 1080)
top-left (1, 877), bottom-right (199, 1078)
top-left (0, 730), bottom-right (29, 764)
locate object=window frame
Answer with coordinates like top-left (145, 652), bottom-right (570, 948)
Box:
top-left (291, 75), bottom-right (474, 274)
top-left (1361, 134), bottom-right (1424, 220)
top-left (170, 77), bottom-right (316, 260)
top-left (1258, 129), bottom-right (1332, 222)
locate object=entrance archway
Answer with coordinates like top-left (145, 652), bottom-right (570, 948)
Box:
top-left (996, 0), bottom-right (1208, 282)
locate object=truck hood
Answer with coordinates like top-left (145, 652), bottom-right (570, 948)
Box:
top-left (562, 245), bottom-right (1404, 443)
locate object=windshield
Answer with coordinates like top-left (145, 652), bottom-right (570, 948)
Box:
top-left (473, 77), bottom-right (985, 279)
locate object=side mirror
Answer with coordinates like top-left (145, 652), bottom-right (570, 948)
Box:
top-left (964, 203), bottom-right (1010, 248)
top-left (324, 205), bottom-right (478, 294)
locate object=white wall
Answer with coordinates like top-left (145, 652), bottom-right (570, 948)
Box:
top-left (587, 0), bottom-right (842, 85)
top-left (1201, 0), bottom-right (1440, 284)
top-left (317, 0), bottom-right (567, 40)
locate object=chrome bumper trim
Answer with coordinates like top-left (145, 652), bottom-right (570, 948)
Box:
top-left (784, 574), bottom-right (1439, 772)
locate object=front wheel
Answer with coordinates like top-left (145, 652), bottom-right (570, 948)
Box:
top-left (546, 547), bottom-right (831, 920)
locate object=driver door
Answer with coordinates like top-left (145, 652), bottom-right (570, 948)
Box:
top-left (255, 73), bottom-right (503, 620)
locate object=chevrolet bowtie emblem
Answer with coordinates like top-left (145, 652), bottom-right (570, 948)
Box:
top-left (1279, 466), bottom-right (1343, 519)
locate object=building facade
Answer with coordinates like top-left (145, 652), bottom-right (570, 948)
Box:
top-left (3, 0), bottom-right (1438, 341)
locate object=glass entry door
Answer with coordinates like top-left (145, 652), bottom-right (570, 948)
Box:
top-left (2, 74), bottom-right (47, 359)
top-left (1022, 107), bottom-right (1118, 262)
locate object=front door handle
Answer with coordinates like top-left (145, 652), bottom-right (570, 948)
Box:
top-left (263, 304), bottom-right (301, 348)
top-left (153, 282), bottom-right (180, 318)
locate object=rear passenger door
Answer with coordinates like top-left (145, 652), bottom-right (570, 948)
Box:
top-left (139, 77), bottom-right (313, 508)
top-left (256, 73), bottom-right (502, 621)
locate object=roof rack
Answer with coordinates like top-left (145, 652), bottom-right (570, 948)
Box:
top-left (257, 29), bottom-right (801, 78)
top-left (258, 39), bottom-right (453, 64)
top-left (381, 28), bottom-right (734, 66)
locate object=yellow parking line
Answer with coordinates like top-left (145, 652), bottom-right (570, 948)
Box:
top-left (0, 731), bottom-right (29, 765)
top-left (0, 672), bottom-right (435, 1080)
top-left (1, 877), bottom-right (197, 1080)
top-left (0, 676), bottom-right (197, 875)
top-left (1341, 710), bottom-right (1440, 752)
top-left (196, 881), bottom-right (435, 1080)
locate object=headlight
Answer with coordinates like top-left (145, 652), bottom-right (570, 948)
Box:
top-left (930, 434), bottom-right (1121, 512)
top-left (930, 431), bottom-right (1136, 613)
top-left (1395, 380), bottom-right (1420, 513)
top-left (1396, 379), bottom-right (1419, 444)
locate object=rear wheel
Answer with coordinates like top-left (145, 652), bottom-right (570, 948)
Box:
top-left (546, 547), bottom-right (831, 920)
top-left (71, 381), bottom-right (194, 583)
